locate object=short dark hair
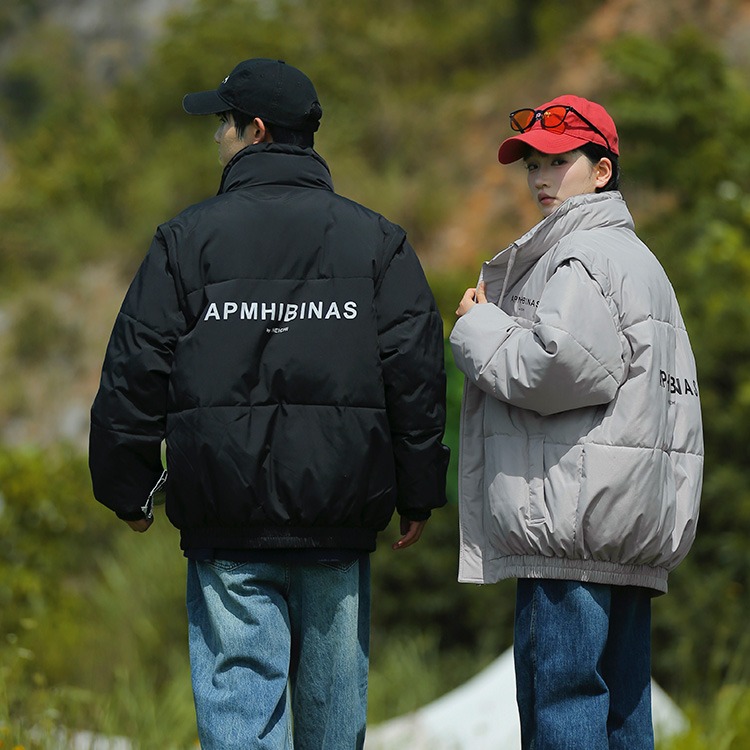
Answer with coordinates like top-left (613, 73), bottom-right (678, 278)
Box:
top-left (579, 142), bottom-right (620, 192)
top-left (230, 109), bottom-right (314, 148)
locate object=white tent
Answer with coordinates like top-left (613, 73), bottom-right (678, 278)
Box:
top-left (365, 648), bottom-right (687, 750)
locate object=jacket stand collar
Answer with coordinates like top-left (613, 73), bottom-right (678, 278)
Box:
top-left (217, 143), bottom-right (334, 195)
top-left (480, 191), bottom-right (632, 305)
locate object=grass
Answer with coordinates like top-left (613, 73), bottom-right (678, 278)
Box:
top-left (659, 683), bottom-right (750, 750)
top-left (3, 646), bottom-right (750, 749)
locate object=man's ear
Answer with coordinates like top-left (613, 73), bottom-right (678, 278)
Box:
top-left (251, 117), bottom-right (272, 144)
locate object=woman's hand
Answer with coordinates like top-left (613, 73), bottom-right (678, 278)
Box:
top-left (456, 281), bottom-right (487, 317)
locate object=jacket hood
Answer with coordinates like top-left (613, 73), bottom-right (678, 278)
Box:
top-left (217, 143), bottom-right (334, 195)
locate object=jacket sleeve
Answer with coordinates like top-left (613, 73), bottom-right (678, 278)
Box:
top-left (89, 230), bottom-right (184, 520)
top-left (375, 236), bottom-right (450, 519)
top-left (450, 259), bottom-right (627, 416)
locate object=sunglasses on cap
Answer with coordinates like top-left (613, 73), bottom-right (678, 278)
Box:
top-left (509, 105), bottom-right (613, 153)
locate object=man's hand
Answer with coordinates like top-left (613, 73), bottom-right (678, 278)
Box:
top-left (456, 281), bottom-right (488, 317)
top-left (392, 516), bottom-right (428, 550)
top-left (125, 517), bottom-right (154, 533)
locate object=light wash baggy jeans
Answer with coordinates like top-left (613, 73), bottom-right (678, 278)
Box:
top-left (186, 556), bottom-right (370, 750)
top-left (514, 578), bottom-right (654, 750)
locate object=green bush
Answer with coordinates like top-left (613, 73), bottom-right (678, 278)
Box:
top-left (0, 446), bottom-right (196, 747)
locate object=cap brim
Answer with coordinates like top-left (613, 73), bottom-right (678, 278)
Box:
top-left (498, 130), bottom-right (591, 164)
top-left (182, 89), bottom-right (232, 115)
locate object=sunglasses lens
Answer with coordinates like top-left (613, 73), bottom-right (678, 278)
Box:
top-left (542, 106), bottom-right (567, 133)
top-left (510, 109), bottom-right (536, 132)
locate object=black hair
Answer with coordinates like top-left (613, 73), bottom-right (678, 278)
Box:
top-left (230, 109), bottom-right (314, 148)
top-left (519, 142), bottom-right (621, 192)
top-left (578, 142), bottom-right (620, 192)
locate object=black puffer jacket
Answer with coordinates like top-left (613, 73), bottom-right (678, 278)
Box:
top-left (89, 144), bottom-right (449, 552)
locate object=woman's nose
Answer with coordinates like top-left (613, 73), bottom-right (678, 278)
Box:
top-left (533, 170), bottom-right (549, 188)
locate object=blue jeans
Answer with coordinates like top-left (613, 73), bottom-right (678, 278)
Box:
top-left (186, 556), bottom-right (370, 750)
top-left (514, 579), bottom-right (654, 750)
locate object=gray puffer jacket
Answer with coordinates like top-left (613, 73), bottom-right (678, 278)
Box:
top-left (449, 192), bottom-right (703, 594)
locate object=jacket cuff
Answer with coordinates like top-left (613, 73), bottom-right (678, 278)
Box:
top-left (398, 508), bottom-right (432, 522)
top-left (116, 509), bottom-right (149, 522)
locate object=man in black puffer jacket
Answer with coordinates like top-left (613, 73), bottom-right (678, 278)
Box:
top-left (89, 58), bottom-right (448, 750)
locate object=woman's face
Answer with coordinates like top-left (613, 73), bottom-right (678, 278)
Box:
top-left (524, 149), bottom-right (609, 217)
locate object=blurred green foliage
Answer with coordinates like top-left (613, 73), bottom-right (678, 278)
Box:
top-left (660, 683), bottom-right (750, 750)
top-left (10, 292), bottom-right (83, 365)
top-left (0, 0), bottom-right (45, 42)
top-left (0, 446), bottom-right (197, 747)
top-left (0, 0), bottom-right (749, 746)
top-left (0, 0), bottom-right (603, 280)
top-left (605, 27), bottom-right (750, 700)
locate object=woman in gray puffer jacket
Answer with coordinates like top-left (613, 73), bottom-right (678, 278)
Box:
top-left (450, 95), bottom-right (703, 750)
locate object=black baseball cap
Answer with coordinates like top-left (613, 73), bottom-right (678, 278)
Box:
top-left (182, 58), bottom-right (322, 132)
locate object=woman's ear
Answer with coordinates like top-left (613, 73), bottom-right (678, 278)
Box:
top-left (595, 157), bottom-right (613, 189)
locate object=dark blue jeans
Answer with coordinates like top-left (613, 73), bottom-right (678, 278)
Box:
top-left (514, 579), bottom-right (654, 750)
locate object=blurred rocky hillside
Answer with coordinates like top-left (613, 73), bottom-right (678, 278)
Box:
top-left (2, 0), bottom-right (191, 75)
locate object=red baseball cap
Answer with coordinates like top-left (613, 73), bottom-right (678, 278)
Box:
top-left (497, 94), bottom-right (618, 164)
